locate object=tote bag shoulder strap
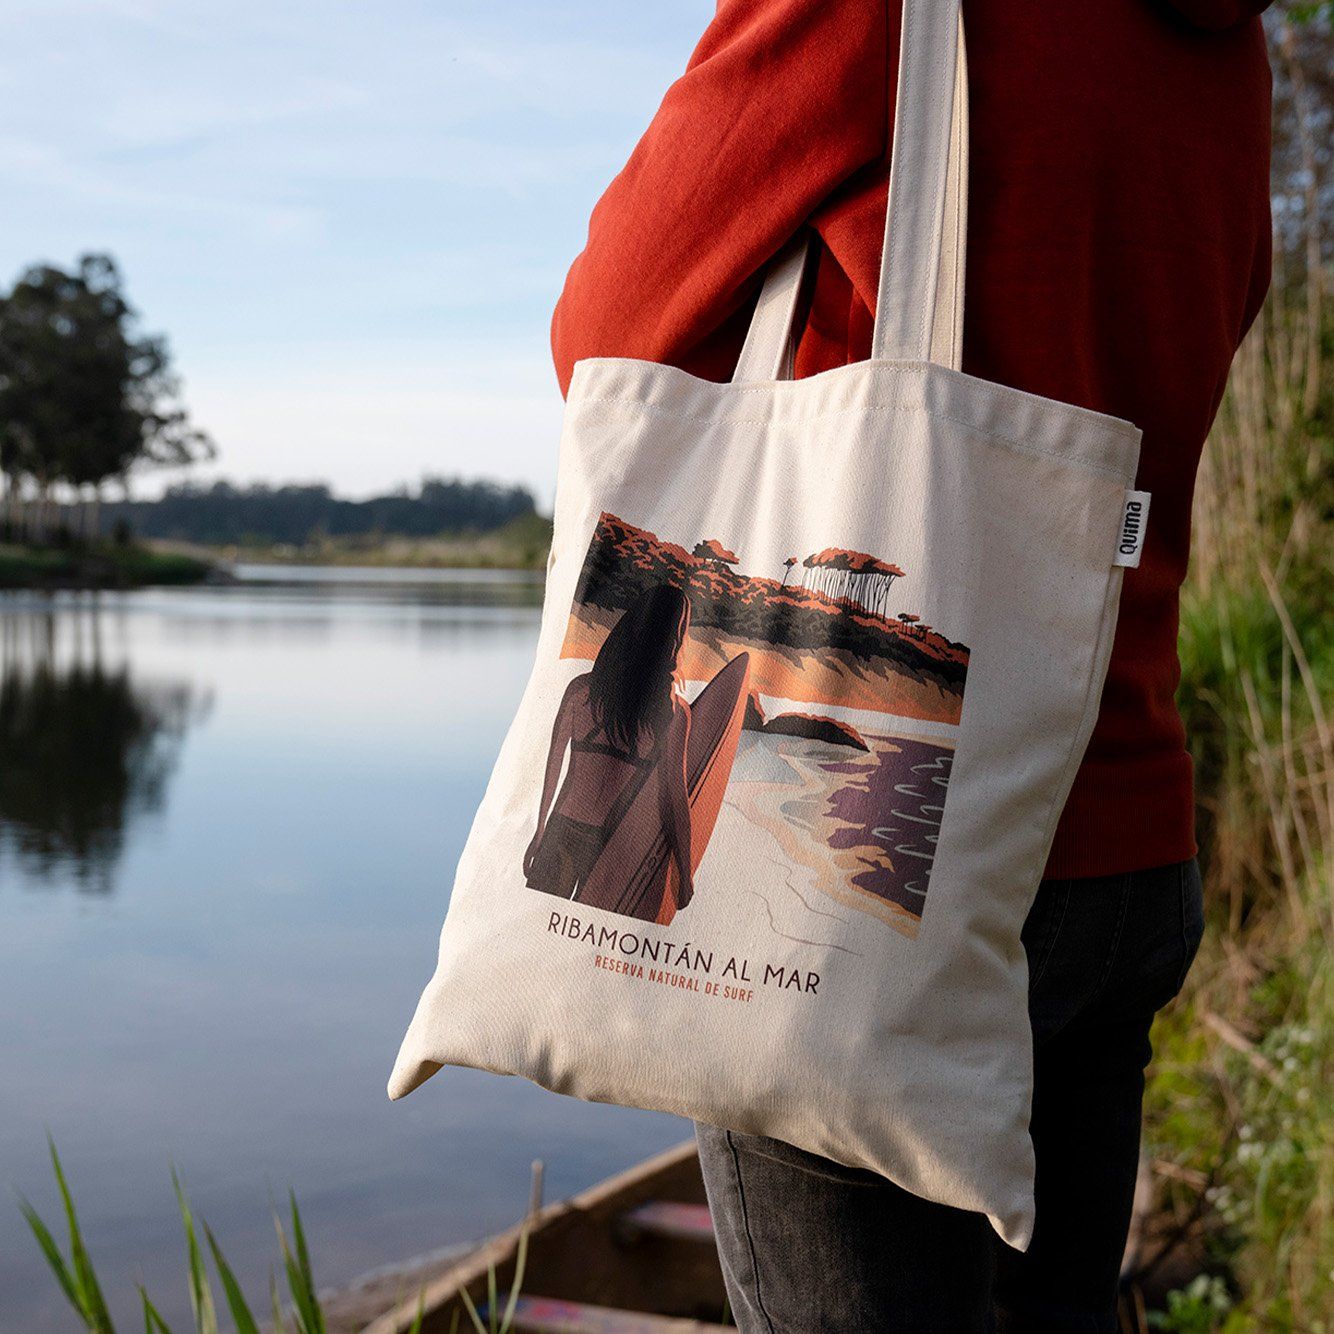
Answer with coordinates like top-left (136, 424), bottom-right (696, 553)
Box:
top-left (733, 0), bottom-right (967, 382)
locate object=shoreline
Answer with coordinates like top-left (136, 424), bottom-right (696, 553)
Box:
top-left (0, 536), bottom-right (553, 592)
top-left (0, 541), bottom-right (220, 591)
top-left (166, 514), bottom-right (554, 573)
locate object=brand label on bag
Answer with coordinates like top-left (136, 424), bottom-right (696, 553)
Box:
top-left (1114, 490), bottom-right (1151, 568)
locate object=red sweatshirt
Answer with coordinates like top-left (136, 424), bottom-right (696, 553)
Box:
top-left (552, 0), bottom-right (1272, 880)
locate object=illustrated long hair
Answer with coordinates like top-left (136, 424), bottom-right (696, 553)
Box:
top-left (587, 584), bottom-right (691, 752)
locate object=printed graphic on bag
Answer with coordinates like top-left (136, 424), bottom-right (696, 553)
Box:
top-left (523, 513), bottom-right (970, 940)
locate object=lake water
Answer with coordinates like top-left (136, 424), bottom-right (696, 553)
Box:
top-left (0, 570), bottom-right (687, 1330)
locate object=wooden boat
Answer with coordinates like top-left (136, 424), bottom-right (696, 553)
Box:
top-left (326, 1141), bottom-right (730, 1334)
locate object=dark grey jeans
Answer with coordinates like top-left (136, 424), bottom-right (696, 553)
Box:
top-left (696, 860), bottom-right (1205, 1334)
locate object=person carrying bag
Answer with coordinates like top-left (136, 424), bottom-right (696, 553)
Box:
top-left (392, 0), bottom-right (1271, 1325)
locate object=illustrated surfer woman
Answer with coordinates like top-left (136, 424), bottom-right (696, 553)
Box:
top-left (525, 583), bottom-right (696, 923)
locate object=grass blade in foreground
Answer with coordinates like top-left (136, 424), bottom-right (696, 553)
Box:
top-left (204, 1224), bottom-right (261, 1334)
top-left (172, 1167), bottom-right (218, 1334)
top-left (18, 1140), bottom-right (115, 1332)
top-left (275, 1195), bottom-right (324, 1334)
top-left (139, 1286), bottom-right (173, 1333)
top-left (18, 1194), bottom-right (83, 1318)
top-left (52, 1139), bottom-right (115, 1332)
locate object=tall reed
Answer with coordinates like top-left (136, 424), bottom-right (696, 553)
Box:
top-left (1137, 156), bottom-right (1332, 1327)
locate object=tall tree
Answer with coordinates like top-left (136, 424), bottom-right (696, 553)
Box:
top-left (0, 253), bottom-right (213, 541)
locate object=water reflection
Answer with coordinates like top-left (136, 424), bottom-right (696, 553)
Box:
top-left (0, 607), bottom-right (206, 893)
top-left (0, 574), bottom-right (686, 1332)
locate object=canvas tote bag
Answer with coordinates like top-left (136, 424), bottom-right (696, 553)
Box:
top-left (389, 0), bottom-right (1147, 1248)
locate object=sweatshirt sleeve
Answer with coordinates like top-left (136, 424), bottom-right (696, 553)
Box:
top-left (550, 0), bottom-right (887, 396)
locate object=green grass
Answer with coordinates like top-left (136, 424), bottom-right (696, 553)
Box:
top-left (0, 542), bottom-right (214, 589)
top-left (19, 1139), bottom-right (338, 1334)
top-left (1134, 273), bottom-right (1333, 1330)
top-left (221, 512), bottom-right (555, 572)
top-left (20, 1139), bottom-right (530, 1334)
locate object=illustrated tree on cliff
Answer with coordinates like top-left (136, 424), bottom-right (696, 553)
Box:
top-left (802, 550), bottom-right (906, 618)
top-left (0, 253), bottom-right (214, 542)
top-left (780, 556), bottom-right (797, 587)
top-left (693, 538), bottom-right (739, 567)
top-left (898, 612), bottom-right (920, 635)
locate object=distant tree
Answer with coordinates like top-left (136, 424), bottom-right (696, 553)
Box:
top-left (0, 253), bottom-right (212, 542)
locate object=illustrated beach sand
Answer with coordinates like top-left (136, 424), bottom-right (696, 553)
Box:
top-left (716, 728), bottom-right (953, 943)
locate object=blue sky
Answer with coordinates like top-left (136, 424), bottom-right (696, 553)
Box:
top-left (0, 0), bottom-right (713, 502)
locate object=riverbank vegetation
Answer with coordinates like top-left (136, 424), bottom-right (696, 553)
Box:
top-left (23, 1140), bottom-right (525, 1334)
top-left (0, 540), bottom-right (213, 590)
top-left (105, 478), bottom-right (539, 551)
top-left (1127, 9), bottom-right (1333, 1326)
top-left (22, 1142), bottom-right (337, 1334)
top-left (192, 509), bottom-right (554, 572)
top-left (1130, 308), bottom-right (1332, 1329)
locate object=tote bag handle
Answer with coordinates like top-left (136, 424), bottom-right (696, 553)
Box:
top-left (733, 0), bottom-right (968, 381)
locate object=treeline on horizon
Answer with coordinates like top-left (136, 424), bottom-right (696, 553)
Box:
top-left (105, 477), bottom-right (539, 546)
top-left (0, 253), bottom-right (538, 551)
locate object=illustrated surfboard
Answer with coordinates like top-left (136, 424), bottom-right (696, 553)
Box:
top-left (577, 653), bottom-right (751, 925)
